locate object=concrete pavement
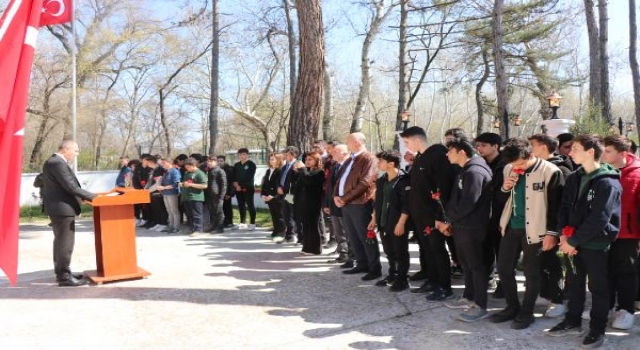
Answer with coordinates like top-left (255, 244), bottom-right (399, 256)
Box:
top-left (0, 221), bottom-right (637, 349)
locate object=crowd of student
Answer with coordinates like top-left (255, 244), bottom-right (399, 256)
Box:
top-left (116, 128), bottom-right (640, 349)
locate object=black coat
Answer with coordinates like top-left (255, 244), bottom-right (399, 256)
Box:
top-left (374, 171), bottom-right (410, 234)
top-left (406, 144), bottom-right (457, 231)
top-left (221, 163), bottom-right (235, 197)
top-left (446, 157), bottom-right (493, 231)
top-left (487, 153), bottom-right (507, 229)
top-left (548, 154), bottom-right (574, 180)
top-left (324, 162), bottom-right (343, 217)
top-left (42, 154), bottom-right (96, 217)
top-left (260, 168), bottom-right (281, 197)
top-left (297, 167), bottom-right (325, 215)
top-left (206, 166), bottom-right (227, 198)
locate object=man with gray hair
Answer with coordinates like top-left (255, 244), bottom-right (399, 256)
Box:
top-left (324, 144), bottom-right (351, 265)
top-left (334, 133), bottom-right (381, 281)
top-left (42, 140), bottom-right (97, 287)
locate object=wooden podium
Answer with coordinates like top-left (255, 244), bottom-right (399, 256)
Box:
top-left (85, 188), bottom-right (151, 284)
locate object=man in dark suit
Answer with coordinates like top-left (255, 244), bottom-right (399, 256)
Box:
top-left (277, 146), bottom-right (302, 244)
top-left (324, 144), bottom-right (351, 264)
top-left (42, 140), bottom-right (97, 287)
top-left (334, 133), bottom-right (381, 281)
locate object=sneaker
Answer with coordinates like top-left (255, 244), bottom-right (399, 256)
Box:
top-left (238, 223), bottom-right (247, 230)
top-left (611, 309), bottom-right (634, 330)
top-left (545, 303), bottom-right (566, 318)
top-left (248, 224), bottom-right (256, 231)
top-left (149, 224), bottom-right (161, 231)
top-left (169, 228), bottom-right (180, 234)
top-left (189, 231), bottom-right (199, 237)
top-left (635, 301), bottom-right (640, 311)
top-left (389, 279), bottom-right (409, 292)
top-left (489, 307), bottom-right (520, 323)
top-left (582, 308), bottom-right (614, 321)
top-left (161, 228), bottom-right (171, 233)
top-left (581, 331), bottom-right (606, 349)
top-left (273, 236), bottom-right (285, 243)
top-left (283, 237), bottom-right (298, 245)
top-left (136, 219), bottom-right (147, 227)
top-left (511, 313), bottom-right (535, 330)
top-left (445, 297), bottom-right (473, 310)
top-left (458, 304), bottom-right (489, 322)
top-left (426, 287), bottom-right (455, 302)
top-left (157, 225), bottom-right (167, 232)
top-left (546, 320), bottom-right (583, 337)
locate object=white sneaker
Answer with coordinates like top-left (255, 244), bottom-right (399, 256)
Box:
top-left (545, 303), bottom-right (566, 318)
top-left (582, 308), bottom-right (614, 321)
top-left (149, 224), bottom-right (161, 231)
top-left (635, 301), bottom-right (640, 311)
top-left (612, 310), bottom-right (635, 330)
top-left (248, 224), bottom-right (256, 231)
top-left (156, 225), bottom-right (167, 232)
top-left (136, 219), bottom-right (147, 227)
top-left (445, 297), bottom-right (472, 309)
top-left (272, 236), bottom-right (285, 243)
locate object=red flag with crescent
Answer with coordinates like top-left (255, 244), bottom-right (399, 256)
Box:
top-left (0, 0), bottom-right (72, 286)
top-left (39, 0), bottom-right (72, 26)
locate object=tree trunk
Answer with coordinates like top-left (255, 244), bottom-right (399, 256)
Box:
top-left (322, 62), bottom-right (333, 140)
top-left (585, 0), bottom-right (602, 110)
top-left (286, 0), bottom-right (324, 152)
top-left (159, 90), bottom-right (172, 155)
top-left (630, 0), bottom-right (640, 134)
top-left (475, 46), bottom-right (490, 135)
top-left (209, 0), bottom-right (220, 155)
top-left (492, 0), bottom-right (510, 138)
top-left (598, 0), bottom-right (613, 124)
top-left (284, 0), bottom-right (297, 107)
top-left (397, 0), bottom-right (409, 130)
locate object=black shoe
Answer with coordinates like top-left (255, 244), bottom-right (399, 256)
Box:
top-left (425, 287), bottom-right (455, 302)
top-left (57, 275), bottom-right (89, 287)
top-left (374, 274), bottom-right (395, 286)
top-left (343, 266), bottom-right (368, 274)
top-left (451, 265), bottom-right (465, 279)
top-left (339, 260), bottom-right (354, 269)
top-left (546, 320), bottom-right (583, 337)
top-left (409, 270), bottom-right (429, 281)
top-left (581, 330), bottom-right (606, 349)
top-left (511, 313), bottom-right (535, 330)
top-left (362, 271), bottom-right (382, 281)
top-left (328, 256), bottom-right (348, 264)
top-left (389, 278), bottom-right (410, 292)
top-left (56, 273), bottom-right (84, 282)
top-left (489, 307), bottom-right (520, 323)
top-left (143, 221), bottom-right (156, 229)
top-left (492, 281), bottom-right (505, 299)
top-left (224, 224), bottom-right (235, 228)
top-left (411, 280), bottom-right (436, 294)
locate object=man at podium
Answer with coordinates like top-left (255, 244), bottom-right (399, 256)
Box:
top-left (42, 140), bottom-right (97, 287)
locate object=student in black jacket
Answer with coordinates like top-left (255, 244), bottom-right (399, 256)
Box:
top-left (547, 135), bottom-right (622, 349)
top-left (217, 155), bottom-right (236, 228)
top-left (205, 156), bottom-right (227, 233)
top-left (441, 139), bottom-right (493, 322)
top-left (233, 148), bottom-right (257, 229)
top-left (368, 151), bottom-right (411, 292)
top-left (261, 153), bottom-right (286, 241)
top-left (400, 126), bottom-right (456, 302)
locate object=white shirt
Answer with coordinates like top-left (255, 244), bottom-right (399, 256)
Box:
top-left (338, 150), bottom-right (364, 196)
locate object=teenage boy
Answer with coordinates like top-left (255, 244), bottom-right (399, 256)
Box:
top-left (233, 148), bottom-right (257, 230)
top-left (400, 126), bottom-right (456, 302)
top-left (181, 157), bottom-right (208, 237)
top-left (474, 132), bottom-right (506, 298)
top-left (489, 138), bottom-right (564, 330)
top-left (547, 135), bottom-right (622, 349)
top-left (205, 156), bottom-right (227, 234)
top-left (217, 155), bottom-right (236, 228)
top-left (441, 139), bottom-right (492, 322)
top-left (157, 157), bottom-right (182, 234)
top-left (601, 135), bottom-right (639, 330)
top-left (368, 150), bottom-right (411, 292)
top-left (528, 133), bottom-right (573, 318)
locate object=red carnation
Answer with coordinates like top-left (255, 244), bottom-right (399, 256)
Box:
top-left (424, 226), bottom-right (433, 235)
top-left (431, 191), bottom-right (441, 201)
top-left (562, 226), bottom-right (575, 238)
top-left (140, 180), bottom-right (147, 186)
top-left (365, 230), bottom-right (377, 244)
top-left (513, 168), bottom-right (525, 176)
top-left (186, 179), bottom-right (194, 184)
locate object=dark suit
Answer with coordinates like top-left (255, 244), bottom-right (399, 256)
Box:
top-left (278, 161), bottom-right (298, 240)
top-left (42, 154), bottom-right (96, 278)
top-left (262, 168), bottom-right (286, 237)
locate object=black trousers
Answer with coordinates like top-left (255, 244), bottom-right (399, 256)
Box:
top-left (150, 193), bottom-right (168, 225)
top-left (51, 216), bottom-right (76, 277)
top-left (565, 248), bottom-right (610, 334)
top-left (497, 228), bottom-right (542, 315)
top-left (609, 239), bottom-right (639, 313)
top-left (183, 201), bottom-right (204, 232)
top-left (206, 196), bottom-right (224, 230)
top-left (267, 198), bottom-right (286, 237)
top-left (482, 225), bottom-right (502, 280)
top-left (454, 229), bottom-right (488, 308)
top-left (281, 200), bottom-right (297, 240)
top-left (540, 246), bottom-right (564, 304)
top-left (302, 207), bottom-right (323, 255)
top-left (342, 202), bottom-right (381, 273)
top-left (420, 229), bottom-right (452, 290)
top-left (236, 188), bottom-right (256, 224)
top-left (222, 196), bottom-right (233, 225)
top-left (416, 230), bottom-right (429, 274)
top-left (380, 228), bottom-right (410, 279)
top-left (134, 204), bottom-right (142, 220)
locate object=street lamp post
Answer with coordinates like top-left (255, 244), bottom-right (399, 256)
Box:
top-left (546, 92), bottom-right (562, 120)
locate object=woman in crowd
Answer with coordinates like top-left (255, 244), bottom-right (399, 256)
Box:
top-left (294, 152), bottom-right (325, 255)
top-left (261, 153), bottom-right (286, 241)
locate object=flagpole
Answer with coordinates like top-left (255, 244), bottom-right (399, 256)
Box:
top-left (71, 0), bottom-right (77, 173)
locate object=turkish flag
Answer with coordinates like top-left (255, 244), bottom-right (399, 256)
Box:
top-left (39, 0), bottom-right (72, 27)
top-left (0, 0), bottom-right (71, 286)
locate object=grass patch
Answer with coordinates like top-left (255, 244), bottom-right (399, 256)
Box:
top-left (231, 208), bottom-right (273, 230)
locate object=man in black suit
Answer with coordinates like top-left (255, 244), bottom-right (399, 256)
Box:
top-left (42, 140), bottom-right (97, 287)
top-left (277, 146), bottom-right (302, 244)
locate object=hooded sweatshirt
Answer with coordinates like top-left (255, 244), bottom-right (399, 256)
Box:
top-left (547, 154), bottom-right (574, 180)
top-left (446, 156), bottom-right (493, 231)
top-left (558, 163), bottom-right (622, 250)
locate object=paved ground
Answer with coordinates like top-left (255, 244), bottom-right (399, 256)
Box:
top-left (1, 221), bottom-right (638, 350)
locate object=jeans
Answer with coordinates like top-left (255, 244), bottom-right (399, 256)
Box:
top-left (183, 200), bottom-right (204, 232)
top-left (163, 195), bottom-right (180, 230)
